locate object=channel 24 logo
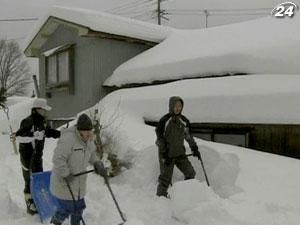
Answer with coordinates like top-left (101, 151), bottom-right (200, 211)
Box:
top-left (271, 1), bottom-right (299, 18)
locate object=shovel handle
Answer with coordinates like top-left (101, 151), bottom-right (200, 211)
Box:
top-left (74, 169), bottom-right (95, 177)
top-left (186, 153), bottom-right (210, 186)
top-left (104, 176), bottom-right (127, 222)
top-left (74, 169), bottom-right (126, 222)
top-left (1, 105), bottom-right (18, 154)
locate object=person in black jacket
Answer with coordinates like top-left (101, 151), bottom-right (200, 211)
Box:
top-left (15, 98), bottom-right (61, 215)
top-left (155, 96), bottom-right (200, 197)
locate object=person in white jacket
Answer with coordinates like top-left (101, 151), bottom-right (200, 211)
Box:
top-left (50, 113), bottom-right (106, 225)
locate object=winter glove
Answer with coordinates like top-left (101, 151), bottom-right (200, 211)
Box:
top-left (94, 161), bottom-right (107, 178)
top-left (9, 132), bottom-right (16, 142)
top-left (33, 130), bottom-right (45, 141)
top-left (64, 174), bottom-right (74, 183)
top-left (191, 145), bottom-right (201, 159)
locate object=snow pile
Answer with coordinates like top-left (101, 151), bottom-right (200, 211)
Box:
top-left (170, 179), bottom-right (218, 219)
top-left (105, 14), bottom-right (300, 86)
top-left (1, 75), bottom-right (300, 224)
top-left (169, 180), bottom-right (247, 225)
top-left (124, 219), bottom-right (146, 225)
top-left (169, 155), bottom-right (300, 225)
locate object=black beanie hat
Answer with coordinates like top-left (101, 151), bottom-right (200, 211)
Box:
top-left (77, 114), bottom-right (93, 131)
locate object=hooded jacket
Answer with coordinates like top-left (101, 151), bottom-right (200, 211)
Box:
top-left (155, 96), bottom-right (197, 158)
top-left (50, 126), bottom-right (99, 200)
top-left (16, 110), bottom-right (60, 157)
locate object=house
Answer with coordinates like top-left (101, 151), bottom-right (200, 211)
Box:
top-left (102, 14), bottom-right (300, 159)
top-left (139, 75), bottom-right (300, 159)
top-left (24, 7), bottom-right (300, 158)
top-left (23, 6), bottom-right (172, 119)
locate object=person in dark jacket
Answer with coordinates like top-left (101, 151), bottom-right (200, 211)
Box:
top-left (50, 113), bottom-right (106, 225)
top-left (15, 98), bottom-right (61, 215)
top-left (155, 96), bottom-right (200, 197)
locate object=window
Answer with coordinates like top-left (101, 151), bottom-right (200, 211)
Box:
top-left (44, 45), bottom-right (74, 93)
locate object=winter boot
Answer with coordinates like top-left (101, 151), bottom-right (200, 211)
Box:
top-left (24, 193), bottom-right (38, 215)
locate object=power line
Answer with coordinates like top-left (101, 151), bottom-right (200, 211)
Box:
top-left (164, 8), bottom-right (272, 18)
top-left (117, 8), bottom-right (156, 16)
top-left (131, 10), bottom-right (155, 19)
top-left (166, 8), bottom-right (271, 15)
top-left (211, 13), bottom-right (270, 16)
top-left (167, 11), bottom-right (205, 15)
top-left (107, 0), bottom-right (157, 23)
top-left (107, 0), bottom-right (151, 13)
top-left (168, 12), bottom-right (269, 16)
top-left (0, 18), bottom-right (38, 22)
top-left (165, 8), bottom-right (272, 12)
top-left (207, 7), bottom-right (272, 12)
top-left (110, 1), bottom-right (156, 15)
top-left (106, 0), bottom-right (143, 12)
top-left (113, 5), bottom-right (156, 16)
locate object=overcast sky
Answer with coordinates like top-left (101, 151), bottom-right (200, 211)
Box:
top-left (0, 0), bottom-right (299, 88)
top-left (1, 0), bottom-right (296, 41)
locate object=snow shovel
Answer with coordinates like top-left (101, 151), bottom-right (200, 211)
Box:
top-left (103, 175), bottom-right (126, 225)
top-left (31, 171), bottom-right (59, 223)
top-left (31, 170), bottom-right (94, 224)
top-left (75, 170), bottom-right (126, 225)
top-left (65, 180), bottom-right (87, 225)
top-left (187, 152), bottom-right (210, 186)
top-left (0, 104), bottom-right (18, 154)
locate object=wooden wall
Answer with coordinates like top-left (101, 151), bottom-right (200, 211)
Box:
top-left (146, 121), bottom-right (300, 159)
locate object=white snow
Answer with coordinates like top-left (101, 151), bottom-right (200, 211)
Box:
top-left (102, 75), bottom-right (300, 125)
top-left (1, 75), bottom-right (300, 225)
top-left (42, 45), bottom-right (67, 57)
top-left (24, 6), bottom-right (173, 57)
top-left (104, 14), bottom-right (300, 86)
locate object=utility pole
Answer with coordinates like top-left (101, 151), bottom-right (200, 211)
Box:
top-left (204, 10), bottom-right (209, 28)
top-left (32, 75), bottom-right (40, 97)
top-left (157, 0), bottom-right (161, 25)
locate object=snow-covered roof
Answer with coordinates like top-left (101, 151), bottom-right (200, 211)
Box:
top-left (24, 6), bottom-right (172, 57)
top-left (104, 14), bottom-right (300, 87)
top-left (104, 74), bottom-right (300, 125)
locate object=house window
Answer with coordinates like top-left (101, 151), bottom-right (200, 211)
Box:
top-left (214, 133), bottom-right (248, 147)
top-left (44, 45), bottom-right (74, 93)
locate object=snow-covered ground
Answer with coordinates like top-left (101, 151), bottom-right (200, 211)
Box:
top-left (1, 76), bottom-right (300, 225)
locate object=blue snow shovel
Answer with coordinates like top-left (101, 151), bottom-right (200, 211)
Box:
top-left (30, 171), bottom-right (59, 223)
top-left (31, 170), bottom-right (126, 225)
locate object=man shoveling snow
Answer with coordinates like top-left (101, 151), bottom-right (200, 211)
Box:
top-left (155, 96), bottom-right (201, 198)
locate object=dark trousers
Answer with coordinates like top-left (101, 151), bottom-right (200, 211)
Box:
top-left (19, 148), bottom-right (43, 194)
top-left (157, 155), bottom-right (196, 197)
top-left (52, 198), bottom-right (86, 225)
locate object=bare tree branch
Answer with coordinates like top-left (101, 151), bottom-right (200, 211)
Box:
top-left (0, 39), bottom-right (31, 97)
top-left (87, 100), bottom-right (128, 176)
